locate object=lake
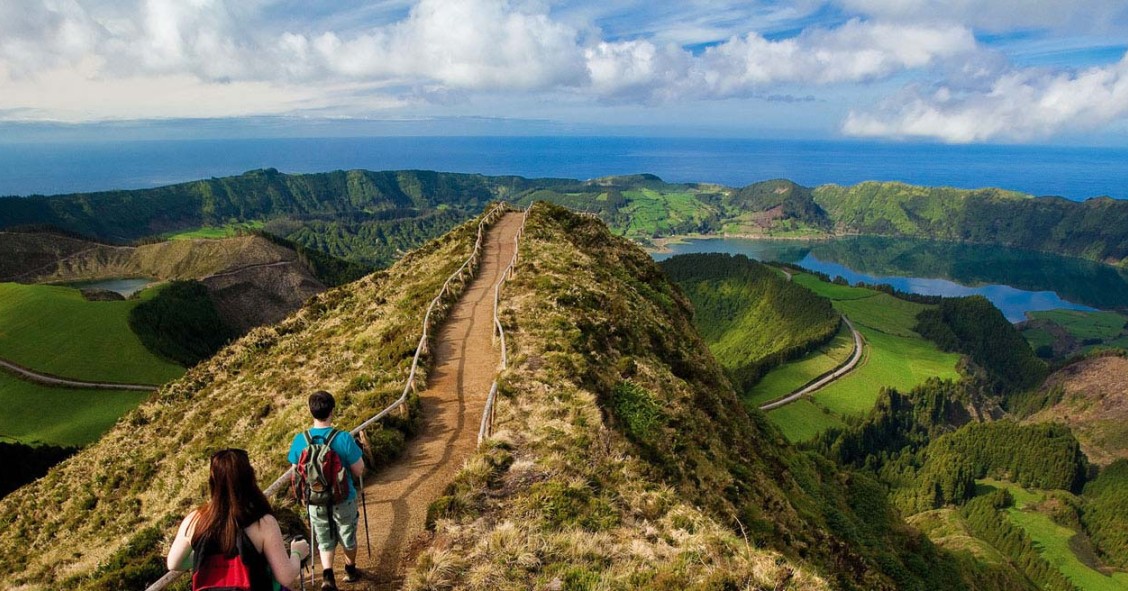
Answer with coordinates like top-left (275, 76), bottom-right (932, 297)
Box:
top-left (66, 278), bottom-right (154, 298)
top-left (652, 236), bottom-right (1128, 322)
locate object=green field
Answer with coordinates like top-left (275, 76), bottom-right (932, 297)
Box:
top-left (763, 273), bottom-right (961, 439)
top-left (166, 220), bottom-right (265, 240)
top-left (748, 324), bottom-right (853, 406)
top-left (766, 399), bottom-right (845, 442)
top-left (978, 480), bottom-right (1128, 591)
top-left (0, 283), bottom-right (184, 384)
top-left (813, 327), bottom-right (961, 416)
top-left (1028, 310), bottom-right (1128, 341)
top-left (0, 373), bottom-right (147, 446)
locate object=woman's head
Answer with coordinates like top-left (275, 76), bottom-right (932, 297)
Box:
top-left (192, 448), bottom-right (273, 554)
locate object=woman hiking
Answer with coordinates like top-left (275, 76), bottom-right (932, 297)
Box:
top-left (167, 448), bottom-right (310, 590)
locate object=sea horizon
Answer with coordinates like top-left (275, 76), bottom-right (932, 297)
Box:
top-left (1, 135), bottom-right (1126, 201)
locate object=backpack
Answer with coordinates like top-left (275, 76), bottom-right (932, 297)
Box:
top-left (292, 429), bottom-right (349, 507)
top-left (191, 531), bottom-right (273, 591)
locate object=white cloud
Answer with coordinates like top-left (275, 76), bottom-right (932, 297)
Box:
top-left (843, 53), bottom-right (1128, 142)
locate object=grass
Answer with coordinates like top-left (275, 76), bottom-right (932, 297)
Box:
top-left (978, 479), bottom-right (1128, 591)
top-left (1028, 310), bottom-right (1128, 342)
top-left (792, 274), bottom-right (876, 300)
top-left (766, 399), bottom-right (845, 442)
top-left (756, 272), bottom-right (960, 437)
top-left (747, 324), bottom-right (854, 407)
top-left (834, 293), bottom-right (929, 337)
top-left (165, 220), bottom-right (264, 240)
top-left (0, 373), bottom-right (147, 447)
top-left (813, 327), bottom-right (961, 416)
top-left (0, 283), bottom-right (185, 384)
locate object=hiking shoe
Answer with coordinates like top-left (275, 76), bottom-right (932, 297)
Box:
top-left (321, 568), bottom-right (338, 591)
top-left (344, 563), bottom-right (361, 582)
top-left (320, 582), bottom-right (337, 591)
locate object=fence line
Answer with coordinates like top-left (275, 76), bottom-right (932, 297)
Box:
top-left (144, 203), bottom-right (509, 591)
top-left (478, 205), bottom-right (531, 444)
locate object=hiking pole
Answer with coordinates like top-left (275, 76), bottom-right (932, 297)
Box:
top-left (307, 507), bottom-right (316, 591)
top-left (293, 535), bottom-right (307, 591)
top-left (360, 473), bottom-right (371, 559)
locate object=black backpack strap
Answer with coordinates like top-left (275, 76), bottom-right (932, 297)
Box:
top-left (302, 430), bottom-right (314, 446)
top-left (324, 428), bottom-right (340, 448)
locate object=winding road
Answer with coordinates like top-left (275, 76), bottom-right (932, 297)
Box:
top-left (0, 357), bottom-right (158, 391)
top-left (758, 316), bottom-right (864, 412)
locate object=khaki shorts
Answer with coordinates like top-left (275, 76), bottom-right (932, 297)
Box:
top-left (309, 497), bottom-right (358, 552)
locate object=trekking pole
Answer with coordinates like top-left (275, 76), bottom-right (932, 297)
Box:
top-left (307, 507), bottom-right (316, 590)
top-left (293, 535), bottom-right (307, 591)
top-left (360, 473), bottom-right (371, 559)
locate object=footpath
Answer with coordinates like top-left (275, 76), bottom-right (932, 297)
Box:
top-left (340, 212), bottom-right (522, 589)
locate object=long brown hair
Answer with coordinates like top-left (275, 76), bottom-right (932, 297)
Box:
top-left (191, 449), bottom-right (273, 555)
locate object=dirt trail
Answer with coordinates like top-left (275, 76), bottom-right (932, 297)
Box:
top-left (332, 213), bottom-right (520, 589)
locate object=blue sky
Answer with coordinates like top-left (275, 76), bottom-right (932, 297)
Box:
top-left (1, 0), bottom-right (1126, 144)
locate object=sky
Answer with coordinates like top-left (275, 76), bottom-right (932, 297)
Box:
top-left (1, 0), bottom-right (1127, 144)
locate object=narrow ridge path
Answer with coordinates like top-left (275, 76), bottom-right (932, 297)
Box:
top-left (0, 357), bottom-right (158, 391)
top-left (338, 213), bottom-right (521, 590)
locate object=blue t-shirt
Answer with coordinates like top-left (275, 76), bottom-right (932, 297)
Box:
top-left (288, 427), bottom-right (364, 501)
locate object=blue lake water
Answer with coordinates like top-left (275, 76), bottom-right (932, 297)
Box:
top-left (652, 237), bottom-right (1128, 322)
top-left (65, 278), bottom-right (154, 297)
top-left (0, 136), bottom-right (1125, 200)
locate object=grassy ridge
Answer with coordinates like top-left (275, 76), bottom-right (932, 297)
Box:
top-left (747, 323), bottom-right (854, 406)
top-left (661, 253), bottom-right (840, 396)
top-left (0, 283), bottom-right (184, 384)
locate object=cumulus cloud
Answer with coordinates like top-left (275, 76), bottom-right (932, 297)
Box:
top-left (843, 53), bottom-right (1128, 142)
top-left (0, 0), bottom-right (982, 120)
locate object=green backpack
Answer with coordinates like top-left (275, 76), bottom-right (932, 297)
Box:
top-left (292, 429), bottom-right (348, 506)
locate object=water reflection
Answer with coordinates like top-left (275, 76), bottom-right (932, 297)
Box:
top-left (653, 237), bottom-right (1128, 322)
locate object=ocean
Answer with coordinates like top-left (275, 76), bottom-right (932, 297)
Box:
top-left (0, 136), bottom-right (1125, 200)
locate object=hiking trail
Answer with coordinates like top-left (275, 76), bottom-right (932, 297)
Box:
top-left (336, 212), bottom-right (522, 589)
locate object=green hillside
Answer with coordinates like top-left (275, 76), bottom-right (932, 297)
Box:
top-left (0, 374), bottom-right (146, 447)
top-left (0, 203), bottom-right (1039, 590)
top-left (661, 253), bottom-right (840, 395)
top-left (0, 283), bottom-right (183, 384)
top-left (5, 170), bottom-right (1128, 267)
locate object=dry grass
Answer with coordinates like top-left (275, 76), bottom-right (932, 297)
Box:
top-left (1028, 355), bottom-right (1128, 466)
top-left (0, 210), bottom-right (500, 590)
top-left (403, 203), bottom-right (831, 591)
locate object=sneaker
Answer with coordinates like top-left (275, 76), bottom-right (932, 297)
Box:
top-left (344, 563), bottom-right (361, 582)
top-left (320, 582), bottom-right (337, 591)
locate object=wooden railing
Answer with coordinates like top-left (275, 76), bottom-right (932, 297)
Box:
top-left (144, 203), bottom-right (509, 591)
top-left (478, 205), bottom-right (531, 443)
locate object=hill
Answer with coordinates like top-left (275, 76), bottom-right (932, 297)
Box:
top-left (660, 253), bottom-right (840, 396)
top-left (5, 170), bottom-right (1128, 268)
top-left (1025, 355), bottom-right (1128, 466)
top-left (0, 203), bottom-right (1035, 591)
top-left (0, 211), bottom-right (490, 589)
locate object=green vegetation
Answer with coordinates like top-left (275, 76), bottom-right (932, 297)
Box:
top-left (1021, 309), bottom-right (1128, 360)
top-left (0, 373), bottom-right (148, 447)
top-left (766, 399), bottom-right (845, 441)
top-left (812, 181), bottom-right (1128, 266)
top-left (883, 422), bottom-right (1089, 513)
top-left (916, 296), bottom-right (1048, 393)
top-left (165, 220), bottom-right (264, 240)
top-left (0, 283), bottom-right (184, 384)
top-left (661, 253), bottom-right (839, 395)
top-left (128, 280), bottom-right (236, 366)
top-left (1084, 461), bottom-right (1128, 569)
top-left (747, 323), bottom-right (854, 406)
top-left (981, 480), bottom-right (1128, 591)
top-left (0, 209), bottom-right (496, 588)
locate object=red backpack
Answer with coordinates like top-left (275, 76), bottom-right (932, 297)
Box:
top-left (292, 429), bottom-right (349, 507)
top-left (191, 531), bottom-right (272, 591)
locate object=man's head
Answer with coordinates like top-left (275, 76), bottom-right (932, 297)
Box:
top-left (309, 390), bottom-right (335, 421)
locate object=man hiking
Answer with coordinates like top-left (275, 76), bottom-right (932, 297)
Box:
top-left (289, 391), bottom-right (365, 590)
